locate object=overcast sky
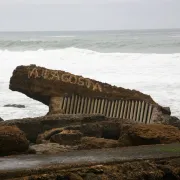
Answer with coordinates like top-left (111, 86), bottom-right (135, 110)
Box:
top-left (0, 0), bottom-right (179, 31)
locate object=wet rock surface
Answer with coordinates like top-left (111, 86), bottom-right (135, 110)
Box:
top-left (0, 125), bottom-right (29, 156)
top-left (30, 143), bottom-right (77, 155)
top-left (0, 115), bottom-right (180, 179)
top-left (0, 144), bottom-right (180, 180)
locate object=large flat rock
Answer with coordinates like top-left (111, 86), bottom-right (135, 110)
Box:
top-left (10, 65), bottom-right (156, 106)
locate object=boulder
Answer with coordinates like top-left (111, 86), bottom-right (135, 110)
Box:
top-left (0, 125), bottom-right (29, 155)
top-left (9, 65), bottom-right (156, 115)
top-left (50, 130), bottom-right (83, 145)
top-left (160, 106), bottom-right (171, 115)
top-left (4, 104), bottom-right (25, 108)
top-left (164, 116), bottom-right (180, 130)
top-left (78, 137), bottom-right (120, 150)
top-left (150, 107), bottom-right (168, 124)
top-left (1, 114), bottom-right (106, 142)
top-left (151, 109), bottom-right (180, 129)
top-left (0, 117), bottom-right (3, 122)
top-left (118, 124), bottom-right (180, 146)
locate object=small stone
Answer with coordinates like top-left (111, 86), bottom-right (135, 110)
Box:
top-left (4, 104), bottom-right (25, 108)
top-left (50, 130), bottom-right (83, 145)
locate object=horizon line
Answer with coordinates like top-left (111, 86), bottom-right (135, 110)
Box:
top-left (0, 28), bottom-right (180, 33)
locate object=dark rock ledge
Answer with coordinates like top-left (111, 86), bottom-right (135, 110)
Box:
top-left (0, 114), bottom-right (106, 142)
top-left (0, 144), bottom-right (180, 180)
top-left (1, 114), bottom-right (180, 157)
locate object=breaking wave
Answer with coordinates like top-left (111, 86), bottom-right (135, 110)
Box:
top-left (0, 47), bottom-right (180, 120)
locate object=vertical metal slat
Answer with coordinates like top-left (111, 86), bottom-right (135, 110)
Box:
top-left (136, 101), bottom-right (141, 122)
top-left (130, 101), bottom-right (134, 120)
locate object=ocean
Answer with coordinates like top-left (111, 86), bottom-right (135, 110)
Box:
top-left (0, 29), bottom-right (180, 120)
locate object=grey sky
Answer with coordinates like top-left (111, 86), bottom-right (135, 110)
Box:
top-left (0, 0), bottom-right (179, 31)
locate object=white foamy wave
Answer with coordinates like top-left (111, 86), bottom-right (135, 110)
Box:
top-left (20, 39), bottom-right (41, 42)
top-left (44, 36), bottom-right (76, 38)
top-left (170, 35), bottom-right (180, 38)
top-left (0, 47), bottom-right (180, 120)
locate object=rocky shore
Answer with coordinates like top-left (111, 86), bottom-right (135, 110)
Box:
top-left (0, 65), bottom-right (180, 179)
top-left (1, 114), bottom-right (180, 153)
top-left (1, 115), bottom-right (180, 179)
top-left (0, 144), bottom-right (180, 180)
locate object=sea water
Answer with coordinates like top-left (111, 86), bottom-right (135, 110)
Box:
top-left (0, 29), bottom-right (180, 120)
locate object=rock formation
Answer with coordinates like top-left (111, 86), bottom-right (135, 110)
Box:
top-left (0, 65), bottom-right (179, 179)
top-left (2, 114), bottom-right (180, 149)
top-left (0, 117), bottom-right (3, 122)
top-left (0, 114), bottom-right (106, 142)
top-left (50, 129), bottom-right (83, 145)
top-left (10, 65), bottom-right (155, 105)
top-left (9, 64), bottom-right (172, 124)
top-left (0, 125), bottom-right (29, 155)
top-left (118, 124), bottom-right (180, 146)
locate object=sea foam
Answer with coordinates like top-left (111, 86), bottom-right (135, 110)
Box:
top-left (0, 47), bottom-right (180, 120)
